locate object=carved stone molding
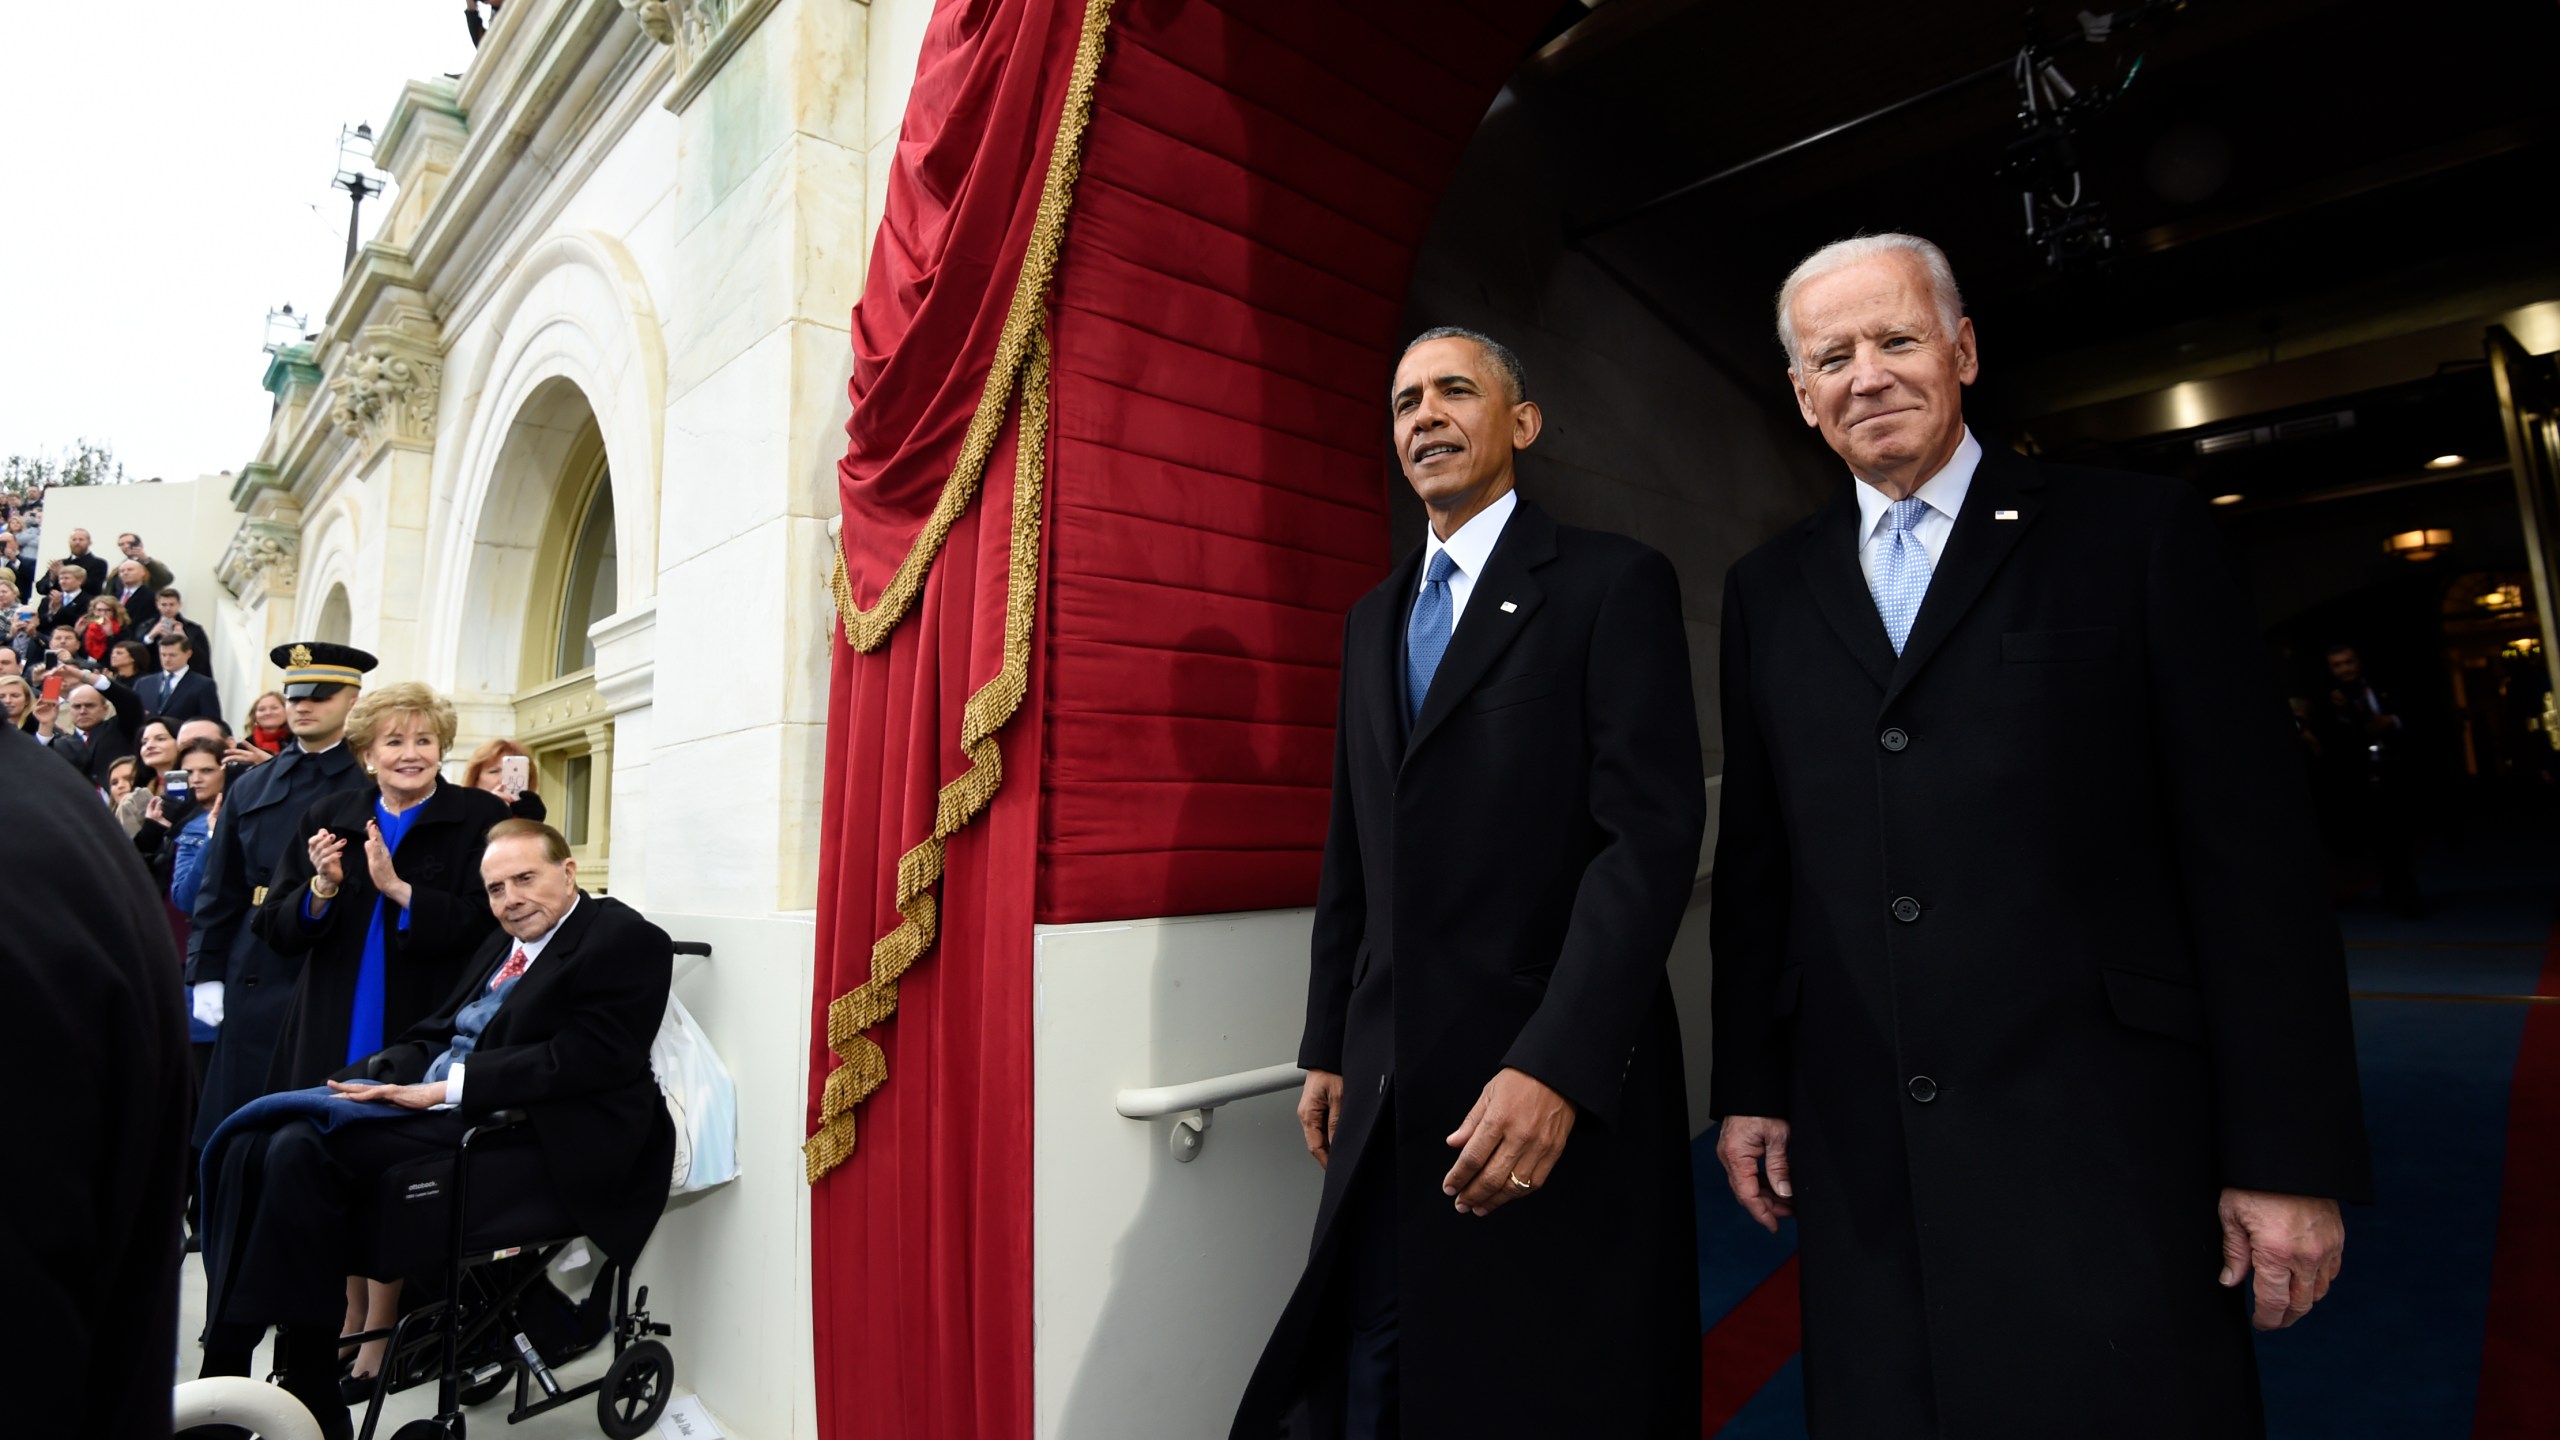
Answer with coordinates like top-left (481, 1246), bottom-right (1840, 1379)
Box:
top-left (624, 0), bottom-right (785, 112)
top-left (328, 348), bottom-right (444, 451)
top-left (218, 521), bottom-right (303, 603)
top-left (620, 0), bottom-right (680, 45)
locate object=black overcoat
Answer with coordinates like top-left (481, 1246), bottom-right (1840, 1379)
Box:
top-left (186, 739), bottom-right (373, 1146)
top-left (1233, 497), bottom-right (1707, 1438)
top-left (351, 895), bottom-right (677, 1265)
top-left (46, 675), bottom-right (143, 787)
top-left (254, 779), bottom-right (510, 1091)
top-left (0, 728), bottom-right (191, 1439)
top-left (1709, 448), bottom-right (2373, 1438)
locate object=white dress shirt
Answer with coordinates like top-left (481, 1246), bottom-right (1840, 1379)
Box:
top-left (1419, 487), bottom-right (1517, 630)
top-left (1853, 427), bottom-right (1981, 588)
top-left (445, 894), bottom-right (580, 1105)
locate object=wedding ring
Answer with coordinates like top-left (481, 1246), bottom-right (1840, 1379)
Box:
top-left (1507, 1171), bottom-right (1534, 1191)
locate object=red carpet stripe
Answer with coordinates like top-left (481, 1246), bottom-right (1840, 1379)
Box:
top-left (1701, 1255), bottom-right (1802, 1433)
top-left (2472, 915), bottom-right (2560, 1438)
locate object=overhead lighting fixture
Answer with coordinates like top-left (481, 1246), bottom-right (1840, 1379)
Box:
top-left (2383, 528), bottom-right (2453, 561)
top-left (2425, 454), bottom-right (2467, 470)
top-left (2209, 493), bottom-right (2245, 507)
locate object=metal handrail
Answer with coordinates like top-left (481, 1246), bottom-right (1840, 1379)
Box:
top-left (1115, 1062), bottom-right (1303, 1120)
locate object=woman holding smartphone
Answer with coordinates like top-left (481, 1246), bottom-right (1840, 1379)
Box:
top-left (119, 718), bottom-right (181, 838)
top-left (253, 682), bottom-right (509, 1390)
top-left (459, 735), bottom-right (545, 821)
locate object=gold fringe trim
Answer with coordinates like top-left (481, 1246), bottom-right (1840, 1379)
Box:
top-left (805, 0), bottom-right (1115, 1185)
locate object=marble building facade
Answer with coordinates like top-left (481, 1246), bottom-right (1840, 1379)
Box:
top-left (202, 1), bottom-right (944, 1429)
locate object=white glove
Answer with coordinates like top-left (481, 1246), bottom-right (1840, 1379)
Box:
top-left (190, 981), bottom-right (224, 1028)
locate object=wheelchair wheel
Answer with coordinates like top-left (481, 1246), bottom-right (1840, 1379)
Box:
top-left (392, 1418), bottom-right (461, 1440)
top-left (596, 1339), bottom-right (674, 1439)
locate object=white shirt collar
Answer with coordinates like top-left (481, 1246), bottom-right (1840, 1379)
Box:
top-left (161, 666), bottom-right (188, 683)
top-left (1853, 427), bottom-right (1982, 541)
top-left (1423, 487), bottom-right (1517, 585)
top-left (516, 894), bottom-right (582, 964)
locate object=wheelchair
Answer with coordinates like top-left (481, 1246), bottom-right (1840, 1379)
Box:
top-left (340, 1104), bottom-right (677, 1440)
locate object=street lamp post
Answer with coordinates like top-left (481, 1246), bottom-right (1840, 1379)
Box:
top-left (333, 123), bottom-right (387, 271)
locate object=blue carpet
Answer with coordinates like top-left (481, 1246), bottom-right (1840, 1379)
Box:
top-left (1696, 821), bottom-right (2553, 1437)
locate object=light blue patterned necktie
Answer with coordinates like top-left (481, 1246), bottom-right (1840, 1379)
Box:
top-left (1406, 549), bottom-right (1459, 724)
top-left (1870, 495), bottom-right (1935, 656)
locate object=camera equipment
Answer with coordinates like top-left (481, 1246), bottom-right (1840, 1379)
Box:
top-left (2003, 3), bottom-right (2190, 271)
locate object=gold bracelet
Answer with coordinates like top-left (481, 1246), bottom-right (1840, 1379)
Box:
top-left (310, 880), bottom-right (339, 902)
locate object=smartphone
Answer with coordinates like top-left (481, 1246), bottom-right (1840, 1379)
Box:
top-left (500, 755), bottom-right (531, 793)
top-left (324, 824), bottom-right (369, 852)
top-left (40, 672), bottom-right (62, 702)
top-left (165, 771), bottom-right (191, 800)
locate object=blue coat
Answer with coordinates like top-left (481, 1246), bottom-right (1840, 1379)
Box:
top-left (185, 739), bottom-right (370, 1146)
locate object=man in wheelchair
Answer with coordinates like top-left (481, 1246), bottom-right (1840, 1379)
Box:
top-left (199, 819), bottom-right (677, 1438)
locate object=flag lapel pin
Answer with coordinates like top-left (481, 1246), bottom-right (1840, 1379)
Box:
top-left (1995, 509), bottom-right (2019, 520)
top-left (1500, 600), bottom-right (1518, 613)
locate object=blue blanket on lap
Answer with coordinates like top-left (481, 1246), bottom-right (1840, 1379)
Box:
top-left (198, 1085), bottom-right (431, 1325)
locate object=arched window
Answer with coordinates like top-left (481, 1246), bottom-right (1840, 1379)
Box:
top-left (511, 421), bottom-right (618, 888)
top-left (317, 584), bottom-right (352, 645)
top-left (556, 485), bottom-right (618, 675)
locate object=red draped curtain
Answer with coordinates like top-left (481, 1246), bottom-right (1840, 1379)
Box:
top-left (809, 3), bottom-right (1558, 1437)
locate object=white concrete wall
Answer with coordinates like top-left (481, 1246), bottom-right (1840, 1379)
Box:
top-left (36, 475), bottom-right (266, 723)
top-left (1032, 910), bottom-right (1326, 1440)
top-left (638, 910), bottom-right (822, 1440)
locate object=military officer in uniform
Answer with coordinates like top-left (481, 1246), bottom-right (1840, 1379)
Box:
top-left (188, 642), bottom-right (379, 1149)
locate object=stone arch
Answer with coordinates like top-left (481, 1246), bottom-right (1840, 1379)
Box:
top-left (424, 229), bottom-right (665, 702)
top-left (441, 375), bottom-right (611, 708)
top-left (315, 585), bottom-right (352, 646)
top-left (297, 501), bottom-right (362, 648)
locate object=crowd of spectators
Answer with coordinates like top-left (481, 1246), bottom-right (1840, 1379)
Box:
top-left (3, 493), bottom-right (559, 1379)
top-left (2, 489), bottom-right (676, 1440)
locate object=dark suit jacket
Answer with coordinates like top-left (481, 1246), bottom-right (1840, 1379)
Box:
top-left (53, 550), bottom-right (107, 595)
top-left (1710, 447), bottom-right (2371, 1438)
top-left (354, 895), bottom-right (677, 1266)
top-left (1235, 496), bottom-right (1707, 1438)
top-left (112, 585), bottom-right (157, 633)
top-left (0, 728), bottom-right (190, 1439)
top-left (187, 740), bottom-right (374, 1146)
top-left (38, 586), bottom-right (93, 634)
top-left (133, 667), bottom-right (221, 725)
top-left (47, 675), bottom-right (144, 788)
top-left (140, 614), bottom-right (214, 672)
top-left (254, 781), bottom-right (510, 1090)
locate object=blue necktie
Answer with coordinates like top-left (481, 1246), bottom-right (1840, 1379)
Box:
top-left (1870, 496), bottom-right (1935, 655)
top-left (1406, 550), bottom-right (1458, 724)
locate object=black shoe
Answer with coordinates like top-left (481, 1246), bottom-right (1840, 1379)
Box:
top-left (339, 1367), bottom-right (385, 1406)
top-left (275, 1327), bottom-right (357, 1440)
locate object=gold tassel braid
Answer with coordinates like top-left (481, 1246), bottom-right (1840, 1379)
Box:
top-left (805, 0), bottom-right (1115, 1184)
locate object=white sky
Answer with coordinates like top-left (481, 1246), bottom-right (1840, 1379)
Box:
top-left (0, 5), bottom-right (478, 483)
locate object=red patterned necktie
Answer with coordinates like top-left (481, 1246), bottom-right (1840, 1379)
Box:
top-left (489, 945), bottom-right (530, 991)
